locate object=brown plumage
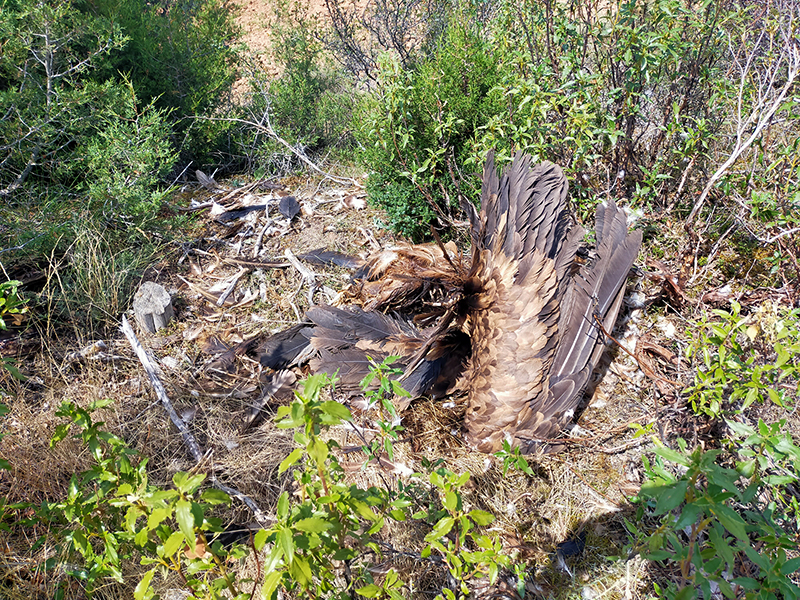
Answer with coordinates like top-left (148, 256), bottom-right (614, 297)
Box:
top-left (258, 152), bottom-right (642, 453)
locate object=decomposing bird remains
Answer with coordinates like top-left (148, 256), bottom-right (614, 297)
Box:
top-left (259, 152), bottom-right (642, 453)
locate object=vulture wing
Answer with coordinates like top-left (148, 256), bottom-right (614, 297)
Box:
top-left (462, 152), bottom-right (641, 453)
top-left (259, 305), bottom-right (469, 407)
top-left (258, 152), bottom-right (639, 452)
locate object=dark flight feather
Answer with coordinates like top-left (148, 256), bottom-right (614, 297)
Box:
top-left (258, 152), bottom-right (641, 452)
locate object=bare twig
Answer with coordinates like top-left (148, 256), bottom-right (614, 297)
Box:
top-left (252, 209), bottom-right (272, 259)
top-left (284, 248), bottom-right (318, 306)
top-left (217, 267), bottom-right (250, 307)
top-left (686, 13), bottom-right (800, 230)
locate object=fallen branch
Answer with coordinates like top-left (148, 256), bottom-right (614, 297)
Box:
top-left (121, 315), bottom-right (203, 462)
top-left (120, 315), bottom-right (270, 525)
top-left (284, 248), bottom-right (318, 306)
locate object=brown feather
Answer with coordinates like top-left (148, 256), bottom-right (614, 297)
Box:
top-left (461, 152), bottom-right (641, 453)
top-left (258, 152), bottom-right (640, 454)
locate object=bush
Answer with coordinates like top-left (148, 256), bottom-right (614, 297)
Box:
top-left (27, 364), bottom-right (510, 599)
top-left (685, 302), bottom-right (800, 419)
top-left (91, 0), bottom-right (241, 166)
top-left (355, 0), bottom-right (751, 236)
top-left (356, 14), bottom-right (503, 238)
top-left (231, 0), bottom-right (358, 176)
top-left (625, 423), bottom-right (800, 599)
top-left (0, 0), bottom-right (235, 332)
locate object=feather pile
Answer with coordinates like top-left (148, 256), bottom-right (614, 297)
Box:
top-left (259, 152), bottom-right (642, 453)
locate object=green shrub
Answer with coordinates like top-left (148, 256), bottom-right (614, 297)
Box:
top-left (355, 0), bottom-right (743, 235)
top-left (91, 0), bottom-right (241, 165)
top-left (356, 15), bottom-right (503, 238)
top-left (33, 364), bottom-right (510, 599)
top-left (84, 83), bottom-right (177, 225)
top-left (0, 281), bottom-right (27, 384)
top-left (685, 302), bottom-right (800, 419)
top-left (233, 0), bottom-right (357, 175)
top-left (0, 0), bottom-right (128, 197)
top-left (625, 423), bottom-right (800, 599)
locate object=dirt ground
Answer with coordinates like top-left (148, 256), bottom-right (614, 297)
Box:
top-left (0, 164), bottom-right (676, 599)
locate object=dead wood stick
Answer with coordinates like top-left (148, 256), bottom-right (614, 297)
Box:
top-left (217, 267), bottom-right (250, 307)
top-left (253, 218), bottom-right (271, 258)
top-left (121, 315), bottom-right (204, 463)
top-left (210, 479), bottom-right (271, 526)
top-left (217, 180), bottom-right (260, 205)
top-left (223, 257), bottom-right (289, 269)
top-left (284, 248), bottom-right (317, 306)
top-left (121, 315), bottom-right (270, 525)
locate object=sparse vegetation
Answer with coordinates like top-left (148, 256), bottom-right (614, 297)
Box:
top-left (1, 0), bottom-right (800, 598)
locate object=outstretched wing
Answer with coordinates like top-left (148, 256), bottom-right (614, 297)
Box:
top-left (462, 153), bottom-right (576, 453)
top-left (462, 153), bottom-right (641, 453)
top-left (259, 305), bottom-right (470, 406)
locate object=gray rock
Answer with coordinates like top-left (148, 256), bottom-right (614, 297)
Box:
top-left (133, 281), bottom-right (174, 333)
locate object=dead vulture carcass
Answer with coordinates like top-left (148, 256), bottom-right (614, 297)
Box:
top-left (259, 152), bottom-right (642, 453)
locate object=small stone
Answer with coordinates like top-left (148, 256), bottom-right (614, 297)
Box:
top-left (133, 281), bottom-right (174, 333)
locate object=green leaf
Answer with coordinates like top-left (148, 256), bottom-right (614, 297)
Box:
top-left (175, 499), bottom-right (196, 542)
top-left (443, 491), bottom-right (458, 512)
top-left (655, 445), bottom-right (690, 466)
top-left (163, 530), bottom-right (185, 558)
top-left (425, 516), bottom-right (454, 542)
top-left (294, 517), bottom-right (333, 533)
top-left (743, 545), bottom-right (770, 572)
top-left (781, 557), bottom-right (800, 575)
top-left (309, 438), bottom-right (329, 467)
top-left (356, 584), bottom-right (382, 598)
top-left (254, 529), bottom-right (268, 551)
top-left (711, 503), bottom-right (748, 541)
top-left (173, 472), bottom-right (205, 495)
top-left (88, 398), bottom-right (114, 411)
top-left (320, 401), bottom-right (351, 422)
top-left (279, 528), bottom-right (294, 566)
top-left (263, 544), bottom-right (284, 573)
top-left (148, 506), bottom-right (171, 530)
top-left (674, 502), bottom-right (703, 530)
top-left (646, 550), bottom-right (674, 561)
top-left (654, 480), bottom-right (688, 515)
top-left (262, 570), bottom-right (283, 600)
top-left (134, 568), bottom-right (156, 600)
top-left (135, 526), bottom-right (149, 547)
top-left (200, 489), bottom-right (230, 505)
top-left (289, 554), bottom-right (312, 586)
top-left (277, 492), bottom-right (289, 519)
top-left (279, 448), bottom-right (303, 474)
top-left (674, 585), bottom-right (698, 600)
top-left (468, 510), bottom-right (495, 526)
